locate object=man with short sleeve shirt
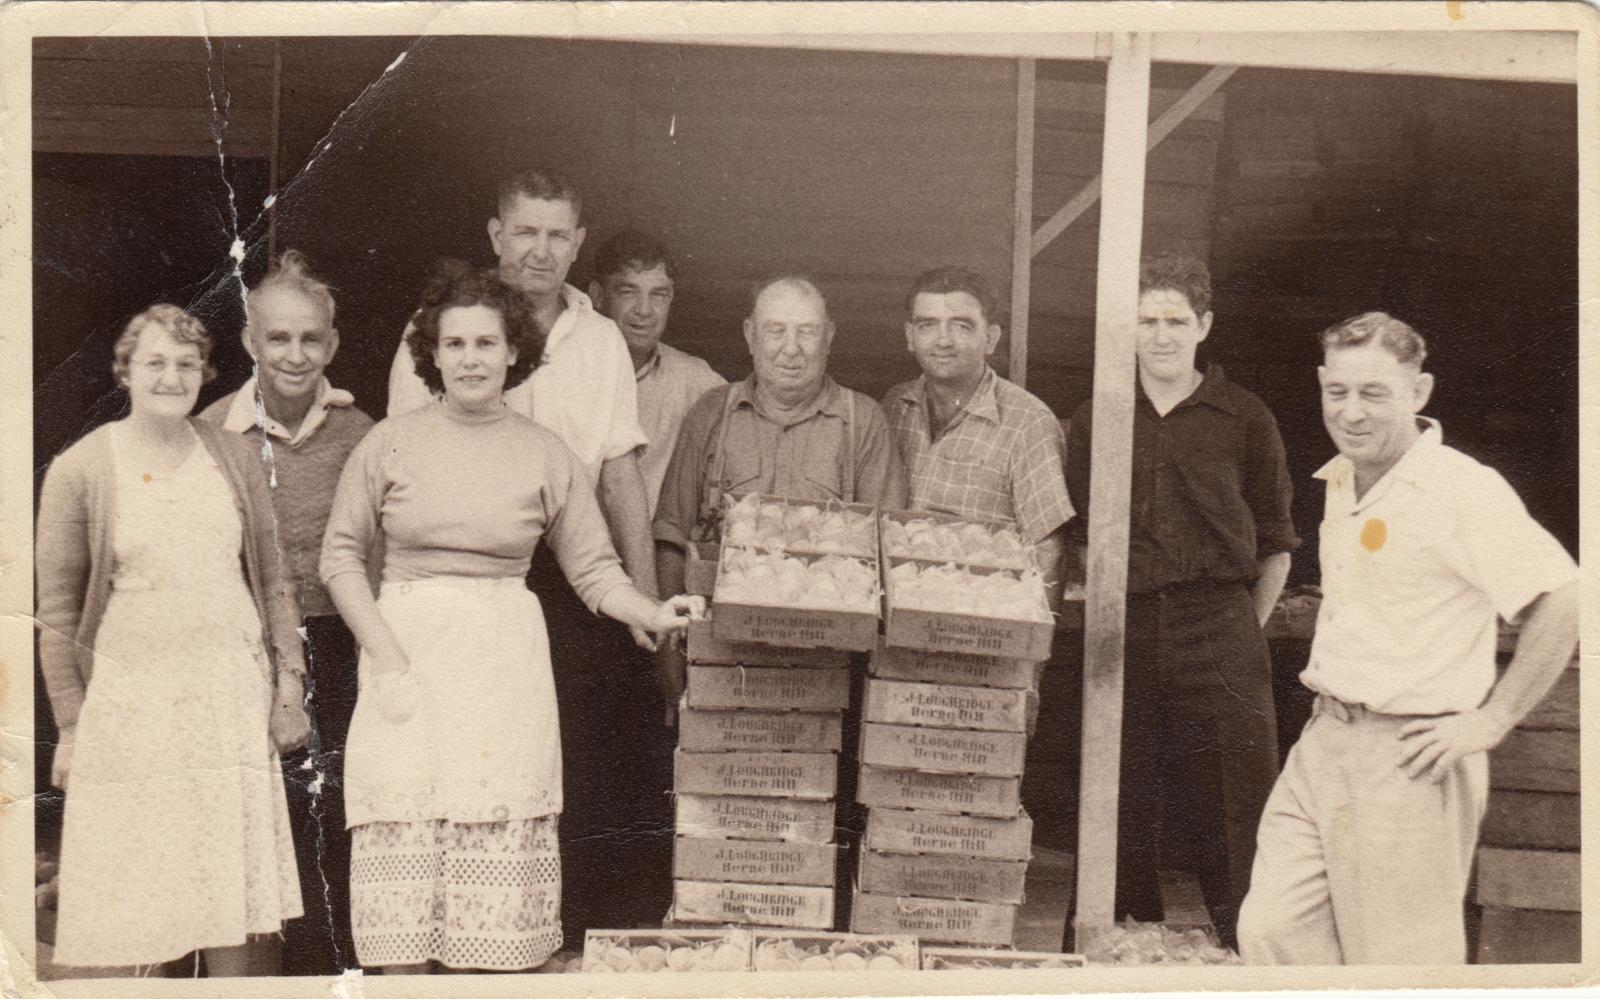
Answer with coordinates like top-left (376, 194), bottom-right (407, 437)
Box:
top-left (385, 169), bottom-right (660, 935)
top-left (587, 229), bottom-right (726, 518)
top-left (653, 275), bottom-right (906, 701)
top-left (1063, 253), bottom-right (1298, 950)
top-left (1237, 312), bottom-right (1578, 965)
top-left (882, 266), bottom-right (1074, 605)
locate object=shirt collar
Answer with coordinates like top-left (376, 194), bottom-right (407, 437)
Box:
top-left (732, 373), bottom-right (847, 426)
top-left (635, 346), bottom-right (663, 383)
top-left (900, 366), bottom-right (1002, 428)
top-left (543, 283), bottom-right (592, 360)
top-left (1312, 417), bottom-right (1443, 484)
top-left (222, 375), bottom-right (353, 446)
top-left (1138, 363), bottom-right (1241, 417)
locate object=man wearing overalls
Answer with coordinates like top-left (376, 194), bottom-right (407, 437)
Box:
top-left (653, 274), bottom-right (907, 927)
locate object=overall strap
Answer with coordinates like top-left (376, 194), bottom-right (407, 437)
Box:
top-left (841, 388), bottom-right (858, 504)
top-left (695, 385), bottom-right (743, 539)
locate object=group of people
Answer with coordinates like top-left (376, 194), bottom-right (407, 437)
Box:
top-left (35, 165), bottom-right (1577, 976)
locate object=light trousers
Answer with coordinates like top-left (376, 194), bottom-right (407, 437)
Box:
top-left (1237, 695), bottom-right (1488, 965)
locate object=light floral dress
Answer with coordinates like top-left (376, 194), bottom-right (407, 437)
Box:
top-left (53, 425), bottom-right (301, 968)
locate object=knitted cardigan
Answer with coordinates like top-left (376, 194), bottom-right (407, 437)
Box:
top-left (35, 418), bottom-right (306, 729)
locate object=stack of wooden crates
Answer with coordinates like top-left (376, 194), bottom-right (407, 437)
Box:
top-left (669, 619), bottom-right (851, 931)
top-left (847, 511), bottom-right (1058, 949)
top-left (668, 497), bottom-right (882, 932)
top-left (1473, 627), bottom-right (1580, 963)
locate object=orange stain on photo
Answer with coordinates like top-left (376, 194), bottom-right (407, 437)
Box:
top-left (1361, 517), bottom-right (1387, 552)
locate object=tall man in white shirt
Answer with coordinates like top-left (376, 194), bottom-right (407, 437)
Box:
top-left (386, 169), bottom-right (662, 934)
top-left (1237, 312), bottom-right (1579, 965)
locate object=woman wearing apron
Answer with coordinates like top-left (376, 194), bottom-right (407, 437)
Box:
top-left (321, 262), bottom-right (700, 974)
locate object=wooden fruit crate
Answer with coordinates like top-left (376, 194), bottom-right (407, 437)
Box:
top-left (673, 835), bottom-right (836, 888)
top-left (850, 891), bottom-right (1017, 947)
top-left (860, 721), bottom-right (1027, 778)
top-left (864, 678), bottom-right (1031, 733)
top-left (862, 807), bottom-right (1033, 862)
top-left (678, 702), bottom-right (843, 754)
top-left (868, 641), bottom-right (1038, 690)
top-left (686, 617), bottom-right (850, 668)
top-left (675, 793), bottom-right (836, 844)
top-left (751, 930), bottom-right (919, 971)
top-left (686, 664), bottom-right (850, 712)
top-left (672, 879), bottom-right (835, 930)
top-left (920, 946), bottom-right (1086, 970)
top-left (883, 558), bottom-right (1053, 660)
top-left (856, 764), bottom-right (1022, 818)
top-left (673, 750), bottom-right (838, 801)
top-left (711, 597), bottom-right (879, 651)
top-left (582, 927), bottom-right (753, 973)
top-left (858, 848), bottom-right (1027, 904)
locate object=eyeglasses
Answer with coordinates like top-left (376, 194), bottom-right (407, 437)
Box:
top-left (133, 358), bottom-right (205, 376)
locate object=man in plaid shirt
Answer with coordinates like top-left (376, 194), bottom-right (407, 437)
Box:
top-left (881, 266), bottom-right (1075, 606)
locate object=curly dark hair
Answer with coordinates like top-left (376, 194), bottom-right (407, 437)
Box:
top-left (407, 260), bottom-right (545, 398)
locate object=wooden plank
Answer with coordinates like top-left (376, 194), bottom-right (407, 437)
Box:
top-left (33, 38), bottom-right (276, 64)
top-left (1034, 79), bottom-right (1226, 124)
top-left (686, 617), bottom-right (850, 668)
top-left (857, 765), bottom-right (1022, 819)
top-left (710, 600), bottom-right (878, 651)
top-left (673, 750), bottom-right (838, 800)
top-left (1475, 907), bottom-right (1581, 964)
top-left (883, 599), bottom-right (1054, 661)
top-left (678, 706), bottom-right (843, 754)
top-left (1475, 848), bottom-right (1579, 912)
top-left (34, 111), bottom-right (273, 159)
top-left (864, 679), bottom-right (1030, 733)
top-left (851, 892), bottom-right (1017, 947)
top-left (859, 850), bottom-right (1028, 904)
top-left (863, 808), bottom-right (1033, 862)
top-left (860, 722), bottom-right (1028, 778)
top-left (1074, 31), bottom-right (1151, 950)
top-left (1480, 790), bottom-right (1579, 852)
top-left (673, 880), bottom-right (834, 930)
top-left (35, 57), bottom-right (274, 109)
top-left (1010, 57), bottom-right (1036, 389)
top-left (868, 644), bottom-right (1036, 690)
top-left (921, 946), bottom-right (1086, 970)
top-left (1489, 729), bottom-right (1578, 793)
top-left (685, 665), bottom-right (850, 712)
top-left (674, 837), bottom-right (836, 888)
top-left (1031, 64), bottom-right (1231, 255)
top-left (674, 794), bottom-right (836, 844)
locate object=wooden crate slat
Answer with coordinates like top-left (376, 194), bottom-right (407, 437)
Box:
top-left (1474, 907), bottom-right (1581, 964)
top-left (1480, 790), bottom-right (1579, 852)
top-left (1475, 848), bottom-right (1580, 912)
top-left (1488, 729), bottom-right (1578, 793)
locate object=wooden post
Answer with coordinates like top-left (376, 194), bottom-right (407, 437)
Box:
top-left (1073, 31), bottom-right (1151, 954)
top-left (1031, 64), bottom-right (1236, 257)
top-left (1009, 57), bottom-right (1037, 388)
top-left (267, 39), bottom-right (282, 261)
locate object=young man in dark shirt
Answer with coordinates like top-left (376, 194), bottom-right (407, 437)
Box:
top-left (1063, 253), bottom-right (1298, 950)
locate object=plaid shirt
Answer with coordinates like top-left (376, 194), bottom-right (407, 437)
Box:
top-left (882, 367), bottom-right (1074, 544)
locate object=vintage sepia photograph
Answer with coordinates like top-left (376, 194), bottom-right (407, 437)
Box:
top-left (2, 2), bottom-right (1590, 995)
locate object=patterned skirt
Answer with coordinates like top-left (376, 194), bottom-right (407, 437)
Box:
top-left (350, 816), bottom-right (562, 971)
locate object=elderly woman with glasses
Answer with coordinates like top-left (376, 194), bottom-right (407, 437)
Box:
top-left (36, 304), bottom-right (309, 974)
